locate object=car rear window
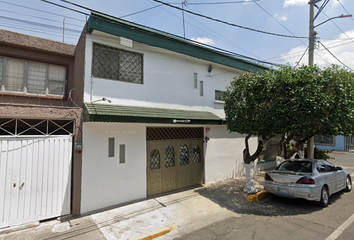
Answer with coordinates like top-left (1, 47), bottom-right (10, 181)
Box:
top-left (275, 161), bottom-right (313, 173)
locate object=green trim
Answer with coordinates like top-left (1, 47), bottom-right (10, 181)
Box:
top-left (84, 103), bottom-right (225, 125)
top-left (87, 12), bottom-right (268, 72)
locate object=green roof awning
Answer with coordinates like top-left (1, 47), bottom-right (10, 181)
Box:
top-left (84, 103), bottom-right (225, 125)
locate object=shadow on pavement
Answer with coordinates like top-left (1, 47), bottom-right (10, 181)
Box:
top-left (195, 171), bottom-right (347, 217)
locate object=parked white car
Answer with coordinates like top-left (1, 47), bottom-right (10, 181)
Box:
top-left (264, 159), bottom-right (352, 207)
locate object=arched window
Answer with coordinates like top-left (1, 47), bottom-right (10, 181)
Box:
top-left (149, 149), bottom-right (160, 170)
top-left (180, 144), bottom-right (189, 165)
top-left (165, 145), bottom-right (175, 168)
top-left (193, 146), bottom-right (201, 163)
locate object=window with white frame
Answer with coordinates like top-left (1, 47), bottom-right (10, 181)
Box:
top-left (314, 135), bottom-right (335, 146)
top-left (92, 43), bottom-right (143, 84)
top-left (0, 56), bottom-right (66, 96)
top-left (215, 90), bottom-right (224, 101)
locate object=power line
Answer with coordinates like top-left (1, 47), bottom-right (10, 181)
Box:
top-left (152, 0), bottom-right (308, 39)
top-left (319, 41), bottom-right (354, 71)
top-left (0, 0), bottom-right (85, 22)
top-left (147, 0), bottom-right (263, 60)
top-left (120, 4), bottom-right (163, 18)
top-left (55, 0), bottom-right (278, 66)
top-left (337, 0), bottom-right (354, 22)
top-left (171, 1), bottom-right (260, 5)
top-left (295, 46), bottom-right (309, 68)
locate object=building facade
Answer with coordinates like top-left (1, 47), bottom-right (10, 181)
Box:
top-left (0, 29), bottom-right (83, 228)
top-left (79, 13), bottom-right (268, 214)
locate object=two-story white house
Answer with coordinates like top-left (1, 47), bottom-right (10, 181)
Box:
top-left (78, 12), bottom-right (268, 214)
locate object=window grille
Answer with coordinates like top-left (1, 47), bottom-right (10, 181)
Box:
top-left (215, 90), bottom-right (224, 101)
top-left (165, 145), bottom-right (175, 167)
top-left (314, 135), bottom-right (335, 146)
top-left (147, 127), bottom-right (203, 141)
top-left (149, 149), bottom-right (160, 170)
top-left (180, 144), bottom-right (189, 165)
top-left (193, 146), bottom-right (201, 163)
top-left (0, 56), bottom-right (66, 96)
top-left (92, 43), bottom-right (143, 84)
top-left (0, 118), bottom-right (74, 136)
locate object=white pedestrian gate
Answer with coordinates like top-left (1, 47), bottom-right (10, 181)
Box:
top-left (0, 136), bottom-right (72, 228)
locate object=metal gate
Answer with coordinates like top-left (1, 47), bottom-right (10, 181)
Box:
top-left (146, 127), bottom-right (204, 197)
top-left (0, 136), bottom-right (72, 228)
top-left (345, 136), bottom-right (354, 151)
top-left (0, 118), bottom-right (74, 229)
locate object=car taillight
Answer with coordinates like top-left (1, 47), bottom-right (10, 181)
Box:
top-left (296, 177), bottom-right (315, 184)
top-left (265, 173), bottom-right (273, 181)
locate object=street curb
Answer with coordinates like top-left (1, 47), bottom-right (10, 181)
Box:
top-left (246, 190), bottom-right (269, 203)
top-left (129, 223), bottom-right (178, 240)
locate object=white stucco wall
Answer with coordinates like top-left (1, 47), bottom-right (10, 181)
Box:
top-left (204, 125), bottom-right (257, 184)
top-left (81, 122), bottom-right (147, 214)
top-left (84, 31), bottom-right (244, 118)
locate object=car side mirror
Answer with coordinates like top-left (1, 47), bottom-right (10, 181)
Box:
top-left (336, 166), bottom-right (343, 171)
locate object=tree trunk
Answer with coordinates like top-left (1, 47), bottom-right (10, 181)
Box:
top-left (242, 134), bottom-right (271, 194)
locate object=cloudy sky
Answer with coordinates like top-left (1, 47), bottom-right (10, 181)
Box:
top-left (1, 0), bottom-right (354, 69)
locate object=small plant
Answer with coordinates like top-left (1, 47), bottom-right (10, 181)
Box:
top-left (314, 147), bottom-right (333, 160)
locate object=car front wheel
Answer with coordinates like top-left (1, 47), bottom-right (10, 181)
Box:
top-left (318, 186), bottom-right (329, 207)
top-left (344, 175), bottom-right (352, 192)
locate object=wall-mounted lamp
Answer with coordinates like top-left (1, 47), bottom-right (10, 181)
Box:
top-left (75, 142), bottom-right (83, 153)
top-left (173, 119), bottom-right (191, 124)
top-left (91, 97), bottom-right (112, 103)
top-left (208, 65), bottom-right (213, 73)
top-left (204, 136), bottom-right (210, 143)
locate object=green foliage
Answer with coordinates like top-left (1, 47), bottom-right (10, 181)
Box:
top-left (314, 147), bottom-right (333, 160)
top-left (223, 64), bottom-right (354, 139)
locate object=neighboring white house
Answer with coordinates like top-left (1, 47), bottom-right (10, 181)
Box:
top-left (79, 12), bottom-right (268, 214)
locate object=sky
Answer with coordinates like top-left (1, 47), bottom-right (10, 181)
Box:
top-left (1, 0), bottom-right (354, 70)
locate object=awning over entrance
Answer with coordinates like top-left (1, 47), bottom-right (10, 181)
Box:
top-left (84, 103), bottom-right (225, 125)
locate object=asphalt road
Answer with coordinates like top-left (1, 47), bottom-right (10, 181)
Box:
top-left (176, 152), bottom-right (354, 240)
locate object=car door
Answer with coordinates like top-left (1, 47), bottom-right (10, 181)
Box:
top-left (323, 161), bottom-right (346, 191)
top-left (317, 161), bottom-right (337, 194)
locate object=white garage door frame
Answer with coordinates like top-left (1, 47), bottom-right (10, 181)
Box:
top-left (0, 135), bottom-right (73, 229)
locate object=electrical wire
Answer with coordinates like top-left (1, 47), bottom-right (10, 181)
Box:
top-left (295, 46), bottom-right (309, 68)
top-left (119, 4), bottom-right (163, 18)
top-left (318, 41), bottom-right (354, 71)
top-left (53, 0), bottom-right (278, 66)
top-left (170, 1), bottom-right (260, 5)
top-left (152, 0), bottom-right (308, 39)
top-left (314, 0), bottom-right (330, 20)
top-left (0, 0), bottom-right (85, 22)
top-left (337, 0), bottom-right (354, 22)
top-left (319, 11), bottom-right (354, 44)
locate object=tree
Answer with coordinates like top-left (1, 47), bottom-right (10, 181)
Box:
top-left (223, 64), bottom-right (354, 193)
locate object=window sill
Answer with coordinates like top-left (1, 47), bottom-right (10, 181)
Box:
top-left (0, 91), bottom-right (64, 100)
top-left (214, 100), bottom-right (225, 104)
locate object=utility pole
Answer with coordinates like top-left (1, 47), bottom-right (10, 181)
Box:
top-left (307, 0), bottom-right (316, 159)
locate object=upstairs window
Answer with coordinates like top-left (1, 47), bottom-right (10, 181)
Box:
top-left (0, 56), bottom-right (66, 97)
top-left (215, 90), bottom-right (224, 101)
top-left (92, 43), bottom-right (143, 84)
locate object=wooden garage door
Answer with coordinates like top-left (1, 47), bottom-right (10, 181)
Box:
top-left (147, 127), bottom-right (204, 197)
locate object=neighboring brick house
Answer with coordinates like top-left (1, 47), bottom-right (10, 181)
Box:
top-left (0, 29), bottom-right (83, 228)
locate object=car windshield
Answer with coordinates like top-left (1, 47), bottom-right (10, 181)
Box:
top-left (275, 161), bottom-right (313, 173)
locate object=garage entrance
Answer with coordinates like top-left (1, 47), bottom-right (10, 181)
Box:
top-left (0, 118), bottom-right (73, 229)
top-left (147, 127), bottom-right (204, 196)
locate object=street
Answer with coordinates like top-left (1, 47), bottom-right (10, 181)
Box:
top-left (167, 152), bottom-right (354, 240)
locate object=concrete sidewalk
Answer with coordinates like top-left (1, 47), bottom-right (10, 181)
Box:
top-left (0, 188), bottom-right (241, 240)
